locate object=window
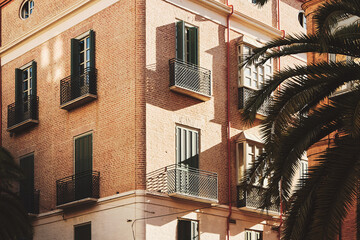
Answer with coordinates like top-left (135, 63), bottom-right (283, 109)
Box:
top-left (245, 230), bottom-right (263, 240)
top-left (237, 141), bottom-right (267, 186)
top-left (298, 11), bottom-right (307, 29)
top-left (176, 126), bottom-right (199, 169)
top-left (20, 0), bottom-right (34, 19)
top-left (74, 134), bottom-right (93, 200)
top-left (300, 160), bottom-right (308, 186)
top-left (71, 30), bottom-right (95, 93)
top-left (238, 45), bottom-right (273, 90)
top-left (15, 61), bottom-right (37, 113)
top-left (178, 219), bottom-right (199, 240)
top-left (176, 21), bottom-right (198, 65)
top-left (74, 223), bottom-right (91, 240)
top-left (329, 54), bottom-right (358, 95)
top-left (19, 154), bottom-right (34, 213)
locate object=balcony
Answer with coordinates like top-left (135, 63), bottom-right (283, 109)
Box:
top-left (60, 67), bottom-right (97, 110)
top-left (169, 58), bottom-right (211, 101)
top-left (146, 164), bottom-right (218, 203)
top-left (238, 87), bottom-right (269, 117)
top-left (56, 171), bottom-right (100, 208)
top-left (20, 189), bottom-right (40, 215)
top-left (7, 95), bottom-right (39, 133)
top-left (237, 185), bottom-right (279, 212)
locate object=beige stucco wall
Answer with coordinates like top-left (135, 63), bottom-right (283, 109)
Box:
top-left (33, 191), bottom-right (145, 240)
top-left (146, 194), bottom-right (280, 240)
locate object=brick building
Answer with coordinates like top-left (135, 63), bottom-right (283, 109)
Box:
top-left (0, 0), bottom-right (306, 239)
top-left (303, 0), bottom-right (358, 239)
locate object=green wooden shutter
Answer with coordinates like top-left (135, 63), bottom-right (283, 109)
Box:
top-left (188, 27), bottom-right (198, 65)
top-left (178, 220), bottom-right (191, 240)
top-left (31, 61), bottom-right (37, 96)
top-left (89, 30), bottom-right (95, 70)
top-left (20, 155), bottom-right (34, 213)
top-left (176, 21), bottom-right (185, 61)
top-left (71, 38), bottom-right (80, 78)
top-left (75, 134), bottom-right (93, 174)
top-left (15, 68), bottom-right (23, 103)
top-left (74, 223), bottom-right (91, 240)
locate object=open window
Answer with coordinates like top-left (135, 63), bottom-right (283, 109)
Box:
top-left (238, 44), bottom-right (273, 116)
top-left (178, 219), bottom-right (199, 240)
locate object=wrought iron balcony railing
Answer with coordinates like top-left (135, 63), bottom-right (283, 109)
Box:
top-left (238, 87), bottom-right (270, 117)
top-left (60, 67), bottom-right (97, 110)
top-left (237, 185), bottom-right (279, 212)
top-left (169, 58), bottom-right (211, 101)
top-left (20, 189), bottom-right (40, 215)
top-left (7, 95), bottom-right (39, 133)
top-left (146, 164), bottom-right (218, 203)
top-left (56, 171), bottom-right (100, 207)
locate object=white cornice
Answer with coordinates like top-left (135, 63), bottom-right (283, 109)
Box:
top-left (232, 10), bottom-right (282, 38)
top-left (1, 0), bottom-right (120, 65)
top-left (0, 0), bottom-right (92, 55)
top-left (164, 0), bottom-right (282, 38)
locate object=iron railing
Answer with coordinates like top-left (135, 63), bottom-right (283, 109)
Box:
top-left (60, 67), bottom-right (97, 105)
top-left (56, 171), bottom-right (100, 206)
top-left (7, 95), bottom-right (39, 129)
top-left (237, 185), bottom-right (279, 212)
top-left (20, 189), bottom-right (40, 214)
top-left (238, 87), bottom-right (270, 116)
top-left (146, 164), bottom-right (218, 202)
top-left (169, 58), bottom-right (211, 97)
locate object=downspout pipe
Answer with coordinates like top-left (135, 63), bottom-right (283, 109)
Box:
top-left (225, 2), bottom-right (233, 240)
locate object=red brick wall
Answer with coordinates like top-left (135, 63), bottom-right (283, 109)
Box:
top-left (1, 0), bottom-right (143, 212)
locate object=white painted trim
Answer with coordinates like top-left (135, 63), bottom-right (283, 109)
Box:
top-left (19, 61), bottom-right (33, 70)
top-left (1, 0), bottom-right (119, 65)
top-left (75, 30), bottom-right (92, 40)
top-left (231, 10), bottom-right (282, 37)
top-left (164, 0), bottom-right (282, 38)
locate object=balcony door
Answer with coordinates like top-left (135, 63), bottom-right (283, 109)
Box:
top-left (176, 126), bottom-right (199, 196)
top-left (75, 134), bottom-right (92, 200)
top-left (15, 62), bottom-right (37, 121)
top-left (20, 154), bottom-right (34, 213)
top-left (71, 30), bottom-right (95, 99)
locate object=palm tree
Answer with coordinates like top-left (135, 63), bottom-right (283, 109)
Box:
top-left (239, 0), bottom-right (360, 239)
top-left (0, 148), bottom-right (32, 239)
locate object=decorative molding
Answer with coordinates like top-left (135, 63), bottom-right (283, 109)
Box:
top-left (0, 0), bottom-right (91, 54)
top-left (164, 0), bottom-right (282, 38)
top-left (0, 0), bottom-right (119, 65)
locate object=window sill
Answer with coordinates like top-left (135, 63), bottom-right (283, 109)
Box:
top-left (56, 197), bottom-right (98, 209)
top-left (7, 119), bottom-right (38, 133)
top-left (170, 85), bottom-right (211, 101)
top-left (60, 93), bottom-right (97, 111)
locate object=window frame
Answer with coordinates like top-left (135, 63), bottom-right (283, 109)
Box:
top-left (238, 44), bottom-right (273, 90)
top-left (15, 61), bottom-right (37, 109)
top-left (71, 30), bottom-right (95, 80)
top-left (329, 53), bottom-right (358, 96)
top-left (73, 131), bottom-right (93, 175)
top-left (245, 229), bottom-right (263, 240)
top-left (175, 125), bottom-right (199, 169)
top-left (176, 20), bottom-right (199, 65)
top-left (20, 0), bottom-right (34, 20)
top-left (300, 159), bottom-right (308, 186)
top-left (177, 218), bottom-right (199, 240)
top-left (19, 153), bottom-right (35, 213)
top-left (74, 222), bottom-right (91, 240)
top-left (236, 139), bottom-right (266, 186)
